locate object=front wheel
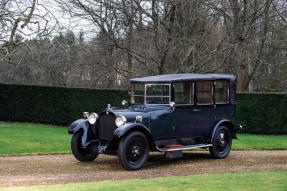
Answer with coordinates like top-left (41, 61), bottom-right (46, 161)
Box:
top-left (209, 126), bottom-right (232, 159)
top-left (118, 131), bottom-right (150, 170)
top-left (71, 132), bottom-right (98, 162)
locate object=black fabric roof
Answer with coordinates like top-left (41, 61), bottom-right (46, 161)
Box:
top-left (129, 73), bottom-right (236, 83)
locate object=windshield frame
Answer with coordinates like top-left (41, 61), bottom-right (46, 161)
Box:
top-left (130, 83), bottom-right (171, 105)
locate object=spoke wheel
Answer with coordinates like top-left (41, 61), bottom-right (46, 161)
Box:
top-left (118, 131), bottom-right (149, 170)
top-left (71, 132), bottom-right (98, 162)
top-left (209, 126), bottom-right (232, 159)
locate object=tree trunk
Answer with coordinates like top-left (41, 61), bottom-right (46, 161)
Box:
top-left (126, 0), bottom-right (134, 80)
top-left (127, 28), bottom-right (133, 79)
top-left (241, 0), bottom-right (271, 91)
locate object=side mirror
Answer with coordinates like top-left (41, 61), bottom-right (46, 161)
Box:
top-left (170, 101), bottom-right (175, 111)
top-left (122, 100), bottom-right (128, 108)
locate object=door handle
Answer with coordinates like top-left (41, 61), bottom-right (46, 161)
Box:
top-left (193, 109), bottom-right (201, 112)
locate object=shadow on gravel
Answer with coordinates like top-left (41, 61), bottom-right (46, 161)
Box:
top-left (145, 152), bottom-right (212, 169)
top-left (74, 151), bottom-right (212, 171)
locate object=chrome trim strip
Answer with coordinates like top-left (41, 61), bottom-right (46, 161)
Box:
top-left (156, 144), bottom-right (212, 152)
top-left (146, 95), bottom-right (170, 97)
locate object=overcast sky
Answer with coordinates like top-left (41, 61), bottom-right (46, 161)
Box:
top-left (8, 0), bottom-right (96, 41)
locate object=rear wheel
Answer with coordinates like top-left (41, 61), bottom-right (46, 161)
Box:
top-left (209, 126), bottom-right (232, 159)
top-left (71, 132), bottom-right (98, 162)
top-left (118, 131), bottom-right (149, 170)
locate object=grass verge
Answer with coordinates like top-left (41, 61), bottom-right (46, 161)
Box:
top-left (233, 134), bottom-right (287, 150)
top-left (0, 122), bottom-right (286, 155)
top-left (1, 171), bottom-right (286, 191)
top-left (0, 122), bottom-right (70, 155)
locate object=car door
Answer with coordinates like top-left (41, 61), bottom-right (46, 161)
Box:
top-left (145, 84), bottom-right (173, 141)
top-left (172, 82), bottom-right (197, 139)
top-left (149, 106), bottom-right (174, 141)
top-left (173, 106), bottom-right (214, 138)
top-left (172, 81), bottom-right (215, 143)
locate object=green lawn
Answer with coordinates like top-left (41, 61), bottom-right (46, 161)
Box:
top-left (232, 134), bottom-right (287, 150)
top-left (0, 122), bottom-right (286, 155)
top-left (0, 122), bottom-right (70, 155)
top-left (1, 171), bottom-right (286, 191)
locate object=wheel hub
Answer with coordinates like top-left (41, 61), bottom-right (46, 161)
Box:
top-left (214, 129), bottom-right (230, 153)
top-left (126, 137), bottom-right (146, 163)
top-left (219, 133), bottom-right (225, 145)
top-left (132, 146), bottom-right (140, 156)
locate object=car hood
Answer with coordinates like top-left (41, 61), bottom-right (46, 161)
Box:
top-left (108, 104), bottom-right (170, 124)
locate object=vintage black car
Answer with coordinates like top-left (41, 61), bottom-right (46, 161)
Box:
top-left (68, 73), bottom-right (242, 170)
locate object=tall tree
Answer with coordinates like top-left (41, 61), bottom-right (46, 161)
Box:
top-left (0, 0), bottom-right (58, 65)
top-left (210, 0), bottom-right (272, 91)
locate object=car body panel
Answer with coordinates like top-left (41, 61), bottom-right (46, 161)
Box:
top-left (172, 105), bottom-right (213, 142)
top-left (113, 122), bottom-right (151, 137)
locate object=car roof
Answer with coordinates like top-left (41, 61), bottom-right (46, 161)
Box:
top-left (129, 73), bottom-right (236, 83)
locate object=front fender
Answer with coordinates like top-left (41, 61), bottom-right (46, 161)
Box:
top-left (114, 122), bottom-right (151, 138)
top-left (68, 119), bottom-right (90, 147)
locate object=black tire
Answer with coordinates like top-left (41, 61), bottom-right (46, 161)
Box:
top-left (71, 132), bottom-right (98, 162)
top-left (118, 131), bottom-right (150, 170)
top-left (209, 126), bottom-right (232, 159)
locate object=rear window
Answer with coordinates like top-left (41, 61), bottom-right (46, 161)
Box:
top-left (215, 81), bottom-right (229, 104)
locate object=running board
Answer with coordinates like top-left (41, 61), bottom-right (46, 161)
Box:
top-left (157, 144), bottom-right (212, 152)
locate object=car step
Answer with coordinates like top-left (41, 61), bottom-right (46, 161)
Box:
top-left (157, 144), bottom-right (212, 152)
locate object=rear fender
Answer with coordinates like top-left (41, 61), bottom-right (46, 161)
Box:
top-left (210, 119), bottom-right (236, 142)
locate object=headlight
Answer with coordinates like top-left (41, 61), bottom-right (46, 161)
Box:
top-left (115, 115), bottom-right (127, 127)
top-left (88, 112), bottom-right (98, 125)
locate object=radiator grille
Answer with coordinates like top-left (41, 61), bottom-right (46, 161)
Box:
top-left (98, 114), bottom-right (117, 141)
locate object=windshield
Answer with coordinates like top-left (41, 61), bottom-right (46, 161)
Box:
top-left (131, 83), bottom-right (145, 104)
top-left (131, 83), bottom-right (170, 104)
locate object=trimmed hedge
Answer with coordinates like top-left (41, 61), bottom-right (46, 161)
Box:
top-left (0, 83), bottom-right (286, 134)
top-left (0, 84), bottom-right (128, 125)
top-left (235, 92), bottom-right (287, 134)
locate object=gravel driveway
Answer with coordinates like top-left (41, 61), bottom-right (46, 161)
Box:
top-left (0, 150), bottom-right (286, 186)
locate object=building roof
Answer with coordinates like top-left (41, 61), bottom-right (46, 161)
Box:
top-left (129, 73), bottom-right (236, 83)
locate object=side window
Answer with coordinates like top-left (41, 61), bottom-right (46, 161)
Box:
top-left (174, 82), bottom-right (194, 104)
top-left (215, 81), bottom-right (229, 104)
top-left (196, 81), bottom-right (213, 105)
top-left (145, 84), bottom-right (170, 104)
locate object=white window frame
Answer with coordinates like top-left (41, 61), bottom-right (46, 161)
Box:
top-left (144, 83), bottom-right (171, 105)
